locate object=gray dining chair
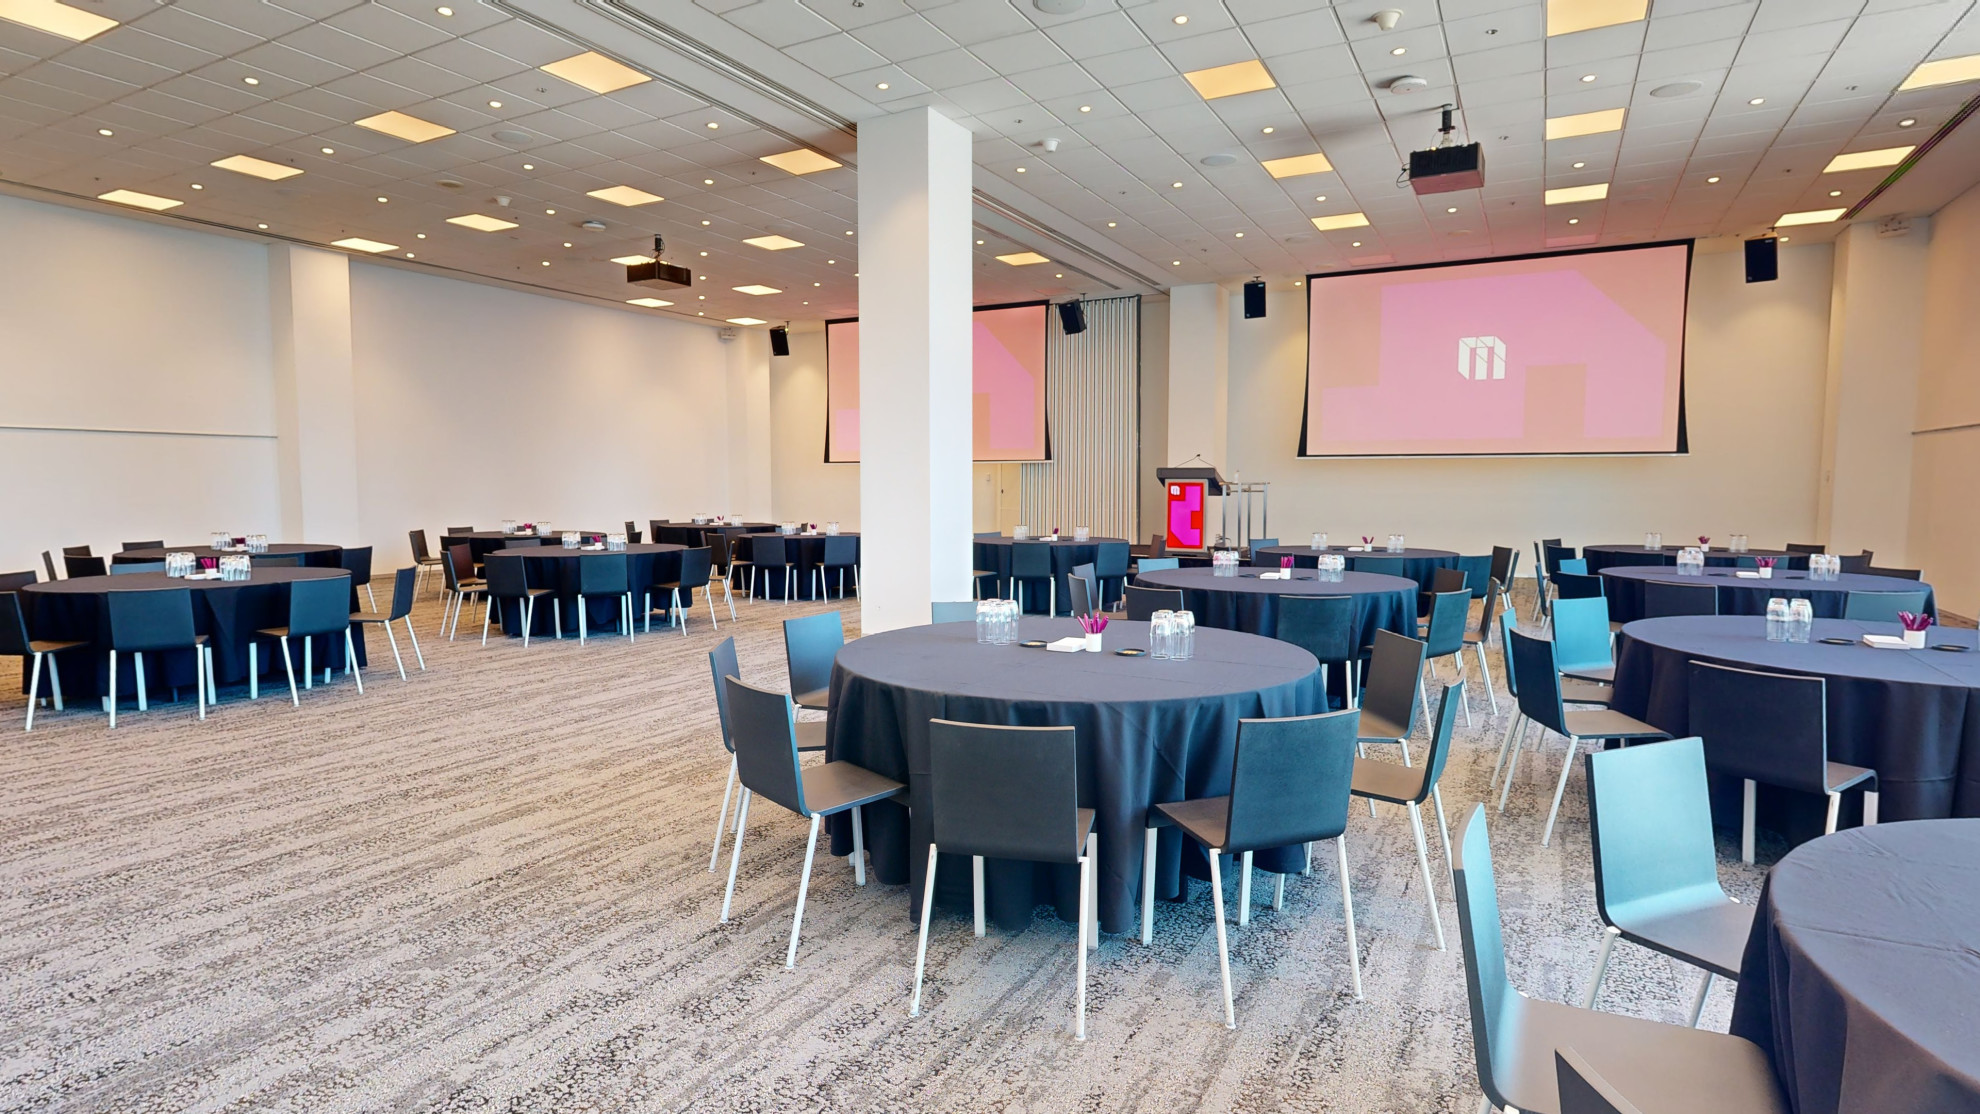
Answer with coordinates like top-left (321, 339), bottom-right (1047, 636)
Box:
top-left (251, 574), bottom-right (361, 705)
top-left (1842, 588), bottom-right (1930, 622)
top-left (1490, 611), bottom-right (1615, 794)
top-left (706, 636), bottom-right (826, 871)
top-left (931, 602), bottom-right (977, 623)
top-left (1093, 542), bottom-right (1132, 610)
top-left (105, 588), bottom-right (214, 728)
top-left (1582, 736), bottom-right (1752, 1028)
top-left (1357, 629), bottom-right (1427, 765)
top-left (911, 720), bottom-right (1096, 1039)
top-left (783, 611), bottom-right (843, 711)
top-left (1556, 1049), bottom-right (1642, 1114)
top-left (1459, 579), bottom-right (1503, 714)
top-left (1783, 543), bottom-right (1826, 555)
top-left (647, 547), bottom-right (716, 635)
top-left (119, 540), bottom-right (160, 552)
top-left (481, 555), bottom-right (558, 648)
top-left (1452, 804), bottom-right (1788, 1114)
top-left (408, 529), bottom-right (446, 597)
top-left (1124, 584), bottom-right (1181, 621)
top-left (746, 535), bottom-right (793, 603)
top-left (720, 676), bottom-right (904, 967)
top-left (1142, 709), bottom-right (1364, 1024)
top-left (1, 591), bottom-right (85, 731)
top-left (439, 544), bottom-right (485, 640)
top-left (352, 566), bottom-right (425, 680)
top-left (1134, 557), bottom-right (1180, 574)
top-left (1352, 681), bottom-right (1461, 951)
top-left (1643, 580), bottom-right (1718, 618)
top-left (1863, 565), bottom-right (1923, 580)
top-left (41, 551), bottom-right (60, 581)
top-left (1067, 563), bottom-right (1097, 617)
top-left (1420, 588), bottom-right (1477, 726)
top-left (501, 537), bottom-right (545, 549)
top-left (1277, 595), bottom-right (1361, 708)
top-left (111, 561), bottom-right (166, 575)
top-left (339, 545), bottom-right (376, 610)
top-left (1245, 538), bottom-right (1280, 565)
top-left (1008, 541), bottom-right (1057, 615)
top-left (574, 553), bottom-right (635, 643)
top-left (65, 554), bottom-right (107, 578)
top-left (815, 535), bottom-right (859, 600)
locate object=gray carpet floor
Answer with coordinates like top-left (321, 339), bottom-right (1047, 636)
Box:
top-left (0, 582), bottom-right (1776, 1113)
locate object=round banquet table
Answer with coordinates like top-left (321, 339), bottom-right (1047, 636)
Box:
top-left (1583, 543), bottom-right (1808, 573)
top-left (20, 568), bottom-right (366, 701)
top-left (1611, 616), bottom-right (1980, 822)
top-left (481, 543), bottom-right (686, 638)
top-left (731, 532), bottom-right (862, 601)
top-left (824, 617), bottom-right (1325, 935)
top-left (973, 536), bottom-right (1129, 615)
top-left (449, 530), bottom-right (607, 566)
top-left (1600, 566), bottom-right (1936, 624)
top-left (653, 521), bottom-right (776, 547)
top-left (1253, 544), bottom-right (1460, 598)
top-left (111, 542), bottom-right (343, 568)
top-left (1730, 819), bottom-right (1980, 1114)
top-left (1133, 566), bottom-right (1417, 646)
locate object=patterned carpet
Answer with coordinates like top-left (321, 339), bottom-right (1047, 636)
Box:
top-left (0, 582), bottom-right (1774, 1113)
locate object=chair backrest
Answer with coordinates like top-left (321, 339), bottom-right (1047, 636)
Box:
top-left (928, 720), bottom-right (1082, 862)
top-left (576, 553), bottom-right (630, 594)
top-left (0, 592), bottom-right (33, 657)
top-left (409, 529), bottom-right (432, 562)
top-left (1432, 566), bottom-right (1469, 595)
top-left (1277, 595), bottom-right (1356, 664)
top-left (1640, 580), bottom-right (1715, 618)
top-left (750, 534), bottom-right (789, 567)
top-left (62, 545), bottom-right (93, 558)
top-left (651, 520), bottom-right (669, 544)
top-left (111, 561), bottom-right (166, 575)
top-left (65, 554), bottom-right (107, 578)
top-left (725, 675), bottom-right (807, 815)
top-left (386, 566), bottom-right (417, 620)
top-left (121, 540), bottom-right (163, 552)
top-left (482, 555), bottom-right (531, 598)
top-left (446, 545), bottom-right (474, 590)
top-left (1067, 570), bottom-right (1095, 617)
top-left (503, 537), bottom-right (544, 549)
top-left (1863, 565), bottom-right (1923, 581)
top-left (1687, 660), bottom-right (1829, 793)
top-left (0, 571), bottom-right (36, 594)
top-left (1837, 550), bottom-right (1874, 574)
top-left (1452, 803), bottom-right (1517, 1110)
top-left (1457, 554), bottom-right (1494, 600)
top-left (1488, 546), bottom-right (1515, 588)
top-left (1543, 543), bottom-right (1576, 576)
top-left (1475, 577), bottom-right (1502, 638)
top-left (42, 551), bottom-right (58, 581)
top-left (708, 531), bottom-right (732, 573)
top-left (1136, 557), bottom-right (1179, 573)
top-left (338, 545), bottom-right (372, 585)
top-left (1417, 682), bottom-right (1464, 801)
top-left (1784, 543), bottom-right (1825, 555)
top-left (625, 520), bottom-right (638, 539)
top-left (1554, 572), bottom-right (1603, 602)
top-left (1421, 589), bottom-right (1471, 657)
top-left (447, 526), bottom-right (475, 535)
top-left (1352, 555), bottom-right (1406, 579)
top-left (1843, 589), bottom-right (1930, 622)
top-left (1550, 596), bottom-right (1614, 673)
top-left (1555, 1049), bottom-right (1645, 1114)
top-left (1556, 558), bottom-right (1589, 576)
top-left (1245, 539), bottom-right (1281, 565)
top-left (1124, 584), bottom-right (1183, 621)
top-left (1362, 629), bottom-right (1427, 731)
top-left (821, 536), bottom-right (858, 566)
top-left (675, 547), bottom-right (713, 590)
top-left (255, 554), bottom-right (303, 568)
top-left (1499, 610), bottom-right (1522, 698)
top-left (1507, 627), bottom-right (1570, 735)
top-left (1009, 540), bottom-right (1053, 578)
top-left (1224, 709), bottom-right (1360, 853)
top-left (709, 636), bottom-right (741, 753)
top-left (287, 574), bottom-right (353, 637)
top-left (1093, 541), bottom-right (1131, 578)
top-left (783, 610), bottom-right (844, 698)
top-left (1147, 532), bottom-right (1167, 558)
top-left (931, 602), bottom-right (977, 623)
top-left (1734, 555), bottom-right (1760, 570)
top-left (106, 588), bottom-right (197, 652)
top-left (627, 529), bottom-right (642, 544)
top-left (1585, 736), bottom-right (1724, 932)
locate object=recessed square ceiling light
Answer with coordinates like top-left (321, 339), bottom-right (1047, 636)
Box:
top-left (1900, 53), bottom-right (1980, 91)
top-left (1544, 182), bottom-right (1610, 205)
top-left (210, 154), bottom-right (303, 181)
top-left (742, 234), bottom-right (806, 250)
top-left (446, 213), bottom-right (519, 232)
top-left (1261, 152), bottom-right (1333, 179)
top-left (0, 0), bottom-right (116, 41)
top-left (727, 317), bottom-right (767, 326)
top-left (759, 149), bottom-right (843, 176)
top-left (539, 51), bottom-right (651, 94)
top-left (96, 189), bottom-right (181, 211)
top-left (627, 297), bottom-right (673, 308)
top-left (611, 254), bottom-right (654, 266)
top-left (1545, 0), bottom-right (1648, 36)
top-left (331, 237), bottom-right (399, 253)
top-left (997, 251), bottom-right (1051, 265)
top-left (1822, 146), bottom-right (1916, 173)
top-left (1182, 59), bottom-right (1277, 101)
top-left (354, 110), bottom-right (455, 143)
top-left (1310, 212), bottom-right (1370, 231)
top-left (733, 285), bottom-right (782, 295)
top-left (1545, 107), bottom-right (1625, 140)
top-left (1776, 208), bottom-right (1847, 227)
top-left (587, 185), bottom-right (663, 206)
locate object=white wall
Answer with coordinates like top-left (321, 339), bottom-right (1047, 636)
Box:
top-left (1910, 183), bottom-right (1980, 615)
top-left (769, 323), bottom-right (861, 528)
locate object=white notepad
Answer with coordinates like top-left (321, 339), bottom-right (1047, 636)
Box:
top-left (1046, 637), bottom-right (1087, 653)
top-left (1861, 634), bottom-right (1910, 650)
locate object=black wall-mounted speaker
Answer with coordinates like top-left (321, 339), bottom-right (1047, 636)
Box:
top-left (769, 326), bottom-right (791, 357)
top-left (1243, 280), bottom-right (1267, 319)
top-left (1744, 237), bottom-right (1779, 284)
top-left (1058, 299), bottom-right (1087, 335)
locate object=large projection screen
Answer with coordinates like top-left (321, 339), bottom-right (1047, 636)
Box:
top-left (1300, 242), bottom-right (1691, 457)
top-left (825, 302), bottom-right (1049, 463)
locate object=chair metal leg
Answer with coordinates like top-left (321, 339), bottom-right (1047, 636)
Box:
top-left (1336, 834), bottom-right (1363, 999)
top-left (1141, 827), bottom-right (1158, 945)
top-left (1076, 834), bottom-right (1092, 1040)
top-left (785, 813), bottom-right (821, 968)
top-left (1863, 790), bottom-right (1879, 826)
top-left (1086, 831), bottom-right (1099, 950)
top-left (1207, 847), bottom-right (1236, 1029)
top-left (1687, 970), bottom-right (1714, 1028)
top-left (522, 597), bottom-right (536, 649)
top-left (249, 643), bottom-right (259, 701)
top-left (1498, 720), bottom-right (1534, 812)
top-left (972, 855), bottom-right (986, 937)
top-left (910, 841), bottom-right (940, 1017)
top-left (1475, 642), bottom-right (1499, 713)
top-left (280, 637), bottom-right (299, 706)
top-left (1741, 779), bottom-right (1757, 864)
top-left (707, 588), bottom-right (719, 631)
top-left (24, 652), bottom-right (42, 731)
top-left (1541, 735), bottom-right (1581, 846)
top-left (134, 652), bottom-right (148, 712)
top-left (1824, 790), bottom-right (1841, 835)
top-left (721, 789), bottom-right (752, 922)
top-left (1408, 801), bottom-right (1446, 950)
top-left (345, 630), bottom-right (362, 694)
top-left (552, 598), bottom-right (561, 639)
top-left (1238, 849), bottom-right (1253, 927)
top-left (48, 654), bottom-right (64, 711)
top-left (404, 617), bottom-right (425, 671)
top-left (364, 584), bottom-right (377, 611)
top-left (303, 637), bottom-right (313, 690)
top-left (1584, 925), bottom-right (1619, 1008)
top-left (382, 621), bottom-right (406, 680)
top-left (1451, 652), bottom-right (1473, 727)
top-left (850, 805), bottom-right (866, 885)
top-left (107, 650), bottom-right (117, 728)
top-left (1432, 784), bottom-right (1454, 890)
top-left (708, 756), bottom-right (737, 872)
top-left (1272, 871), bottom-right (1285, 911)
top-left (578, 595), bottom-right (588, 643)
top-left (482, 599), bottom-right (494, 646)
top-left (195, 646), bottom-right (206, 720)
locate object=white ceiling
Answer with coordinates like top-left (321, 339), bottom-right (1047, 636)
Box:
top-left (3, 0), bottom-right (1979, 328)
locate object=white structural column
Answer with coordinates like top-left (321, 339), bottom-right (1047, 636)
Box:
top-left (269, 244), bottom-right (361, 542)
top-left (725, 328), bottom-right (773, 522)
top-left (857, 107), bottom-right (975, 632)
top-left (1166, 283), bottom-right (1229, 472)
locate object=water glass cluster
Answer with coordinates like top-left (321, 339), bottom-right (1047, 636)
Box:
top-left (561, 531), bottom-right (582, 549)
top-left (1149, 609), bottom-right (1196, 660)
top-left (1676, 547), bottom-right (1707, 575)
top-left (1309, 532), bottom-right (1329, 549)
top-left (1808, 554), bottom-right (1842, 580)
top-left (824, 521), bottom-right (841, 536)
top-left (605, 532), bottom-right (628, 551)
top-left (974, 598), bottom-right (1020, 644)
top-left (1727, 534), bottom-right (1751, 553)
top-left (210, 532), bottom-right (231, 549)
top-left (218, 555), bottom-right (253, 581)
top-left (1072, 526), bottom-right (1091, 542)
top-left (501, 519), bottom-right (517, 534)
top-left (1211, 549), bottom-right (1240, 577)
top-left (1012, 524), bottom-right (1031, 540)
top-left (1766, 597), bottom-right (1813, 643)
top-left (1386, 534), bottom-right (1406, 553)
top-left (1643, 532), bottom-right (1664, 550)
top-left (1316, 553), bottom-right (1347, 581)
top-left (779, 522), bottom-right (800, 535)
top-left (163, 552), bottom-right (197, 577)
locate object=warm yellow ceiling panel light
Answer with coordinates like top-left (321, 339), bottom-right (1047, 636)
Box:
top-left (1544, 182), bottom-right (1610, 205)
top-left (742, 234), bottom-right (806, 250)
top-left (97, 189), bottom-right (181, 211)
top-left (733, 285), bottom-right (782, 295)
top-left (1776, 208), bottom-right (1847, 227)
top-left (587, 185), bottom-right (663, 207)
top-left (1182, 59), bottom-right (1277, 101)
top-left (997, 251), bottom-right (1051, 265)
top-left (727, 317), bottom-right (768, 326)
top-left (446, 213), bottom-right (519, 232)
top-left (1261, 151), bottom-right (1334, 179)
top-left (1546, 0), bottom-right (1648, 36)
top-left (759, 149), bottom-right (843, 176)
top-left (539, 51), bottom-right (651, 94)
top-left (611, 254), bottom-right (654, 266)
top-left (1310, 212), bottom-right (1370, 231)
top-left (331, 237), bottom-right (399, 253)
top-left (1545, 107), bottom-right (1625, 140)
top-left (627, 297), bottom-right (673, 308)
top-left (1900, 53), bottom-right (1980, 91)
top-left (354, 110), bottom-right (454, 143)
top-left (0, 0), bottom-right (116, 41)
top-left (210, 154), bottom-right (303, 181)
top-left (1822, 146), bottom-right (1916, 173)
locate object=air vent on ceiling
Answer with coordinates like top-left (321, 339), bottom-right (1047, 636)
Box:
top-left (1650, 81), bottom-right (1703, 98)
top-left (492, 129), bottom-right (532, 145)
top-left (1199, 153), bottom-right (1238, 167)
top-left (436, 178), bottom-right (464, 189)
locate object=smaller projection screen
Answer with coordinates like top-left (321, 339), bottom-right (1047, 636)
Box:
top-left (825, 302), bottom-right (1049, 463)
top-left (1300, 242), bottom-right (1691, 456)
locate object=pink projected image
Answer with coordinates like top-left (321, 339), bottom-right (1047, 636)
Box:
top-left (1302, 243), bottom-right (1690, 456)
top-left (825, 303), bottom-right (1049, 463)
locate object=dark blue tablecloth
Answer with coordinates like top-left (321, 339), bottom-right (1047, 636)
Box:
top-left (1600, 567), bottom-right (1936, 623)
top-left (974, 536), bottom-right (1128, 615)
top-left (736, 533), bottom-right (860, 601)
top-left (1583, 543), bottom-right (1808, 573)
top-left (481, 543), bottom-right (685, 637)
top-left (1254, 544), bottom-right (1459, 598)
top-left (1132, 566), bottom-right (1417, 647)
top-left (1731, 820), bottom-right (1980, 1114)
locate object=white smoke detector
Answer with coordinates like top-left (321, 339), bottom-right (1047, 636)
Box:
top-left (1389, 75), bottom-right (1430, 94)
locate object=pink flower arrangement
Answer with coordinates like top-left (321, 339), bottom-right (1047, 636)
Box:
top-left (1898, 611), bottom-right (1934, 632)
top-left (1697, 536), bottom-right (1711, 547)
top-left (1281, 556), bottom-right (1294, 569)
top-left (1755, 556), bottom-right (1777, 569)
top-left (1078, 614), bottom-right (1108, 635)
top-left (1362, 535), bottom-right (1374, 545)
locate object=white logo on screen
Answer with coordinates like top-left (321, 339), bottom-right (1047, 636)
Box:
top-left (1458, 336), bottom-right (1506, 380)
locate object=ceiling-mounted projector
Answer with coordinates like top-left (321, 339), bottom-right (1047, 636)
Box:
top-left (1407, 103), bottom-right (1484, 195)
top-left (626, 234), bottom-right (691, 290)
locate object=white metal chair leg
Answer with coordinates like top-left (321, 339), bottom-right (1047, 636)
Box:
top-left (24, 652), bottom-right (42, 731)
top-left (280, 637), bottom-right (299, 705)
top-left (1687, 970), bottom-right (1714, 1028)
top-left (1864, 790), bottom-right (1879, 826)
top-left (1140, 827), bottom-right (1157, 945)
top-left (1336, 834), bottom-right (1363, 998)
top-left (383, 620), bottom-right (406, 680)
top-left (1408, 801), bottom-right (1445, 950)
top-left (134, 652), bottom-right (147, 712)
top-left (1584, 925), bottom-right (1620, 1008)
top-left (1541, 735), bottom-right (1582, 846)
top-left (850, 805), bottom-right (866, 885)
top-left (48, 654), bottom-right (64, 711)
top-left (304, 636), bottom-right (314, 690)
top-left (1475, 642), bottom-right (1499, 713)
top-left (785, 813), bottom-right (821, 968)
top-left (1491, 711), bottom-right (1524, 789)
top-left (404, 618), bottom-right (426, 670)
top-left (972, 856), bottom-right (986, 937)
top-left (1498, 720), bottom-right (1534, 812)
top-left (1076, 834), bottom-right (1092, 1040)
top-left (1741, 779), bottom-right (1757, 864)
top-left (345, 630), bottom-right (362, 693)
top-left (720, 789), bottom-right (752, 922)
top-left (578, 597), bottom-right (588, 644)
top-left (107, 650), bottom-right (117, 728)
top-left (1432, 785), bottom-right (1454, 890)
top-left (249, 644), bottom-right (259, 701)
top-left (1207, 847), bottom-right (1236, 1029)
top-left (1824, 790), bottom-right (1841, 835)
top-left (1238, 850), bottom-right (1253, 927)
top-left (195, 646), bottom-right (206, 720)
top-left (910, 841), bottom-right (939, 1017)
top-left (1451, 652), bottom-right (1474, 727)
top-left (708, 756), bottom-right (737, 872)
top-left (1272, 871), bottom-right (1285, 911)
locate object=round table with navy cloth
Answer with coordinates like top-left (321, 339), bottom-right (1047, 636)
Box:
top-left (1600, 566), bottom-right (1936, 624)
top-left (1582, 543), bottom-right (1808, 573)
top-left (734, 532), bottom-right (861, 601)
top-left (19, 568), bottom-right (367, 700)
top-left (824, 618), bottom-right (1324, 935)
top-left (973, 536), bottom-right (1128, 614)
top-left (450, 530), bottom-right (607, 566)
top-left (1253, 544), bottom-right (1459, 599)
top-left (481, 543), bottom-right (686, 637)
top-left (1132, 565), bottom-right (1417, 647)
top-left (1610, 616), bottom-right (1980, 821)
top-left (653, 521), bottom-right (776, 547)
top-left (111, 542), bottom-right (344, 568)
top-left (1730, 819), bottom-right (1980, 1114)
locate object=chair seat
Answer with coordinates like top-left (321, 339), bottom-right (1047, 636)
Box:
top-left (1350, 755), bottom-right (1428, 805)
top-left (800, 760), bottom-right (905, 816)
top-left (120, 634), bottom-right (209, 650)
top-left (1826, 760), bottom-right (1877, 793)
top-left (1152, 794), bottom-right (1229, 850)
top-left (1562, 708), bottom-right (1666, 740)
top-left (1494, 994), bottom-right (1787, 1114)
top-left (351, 611), bottom-right (392, 624)
top-left (1357, 709), bottom-right (1410, 743)
top-left (1612, 894), bottom-right (1755, 979)
top-left (793, 687), bottom-right (830, 711)
top-left (1563, 678), bottom-right (1614, 705)
top-left (255, 625), bottom-right (342, 639)
top-left (1563, 663), bottom-right (1615, 684)
top-left (794, 719), bottom-right (828, 753)
top-left (27, 639), bottom-right (88, 654)
top-left (415, 555), bottom-right (444, 566)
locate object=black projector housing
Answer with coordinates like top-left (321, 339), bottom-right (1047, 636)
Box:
top-left (1408, 142), bottom-right (1485, 194)
top-left (627, 259), bottom-right (693, 290)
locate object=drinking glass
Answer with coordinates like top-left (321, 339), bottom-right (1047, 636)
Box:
top-left (1766, 598), bottom-right (1789, 642)
top-left (1788, 599), bottom-right (1813, 644)
top-left (1150, 610), bottom-right (1175, 659)
top-left (1174, 610), bottom-right (1195, 661)
top-left (1311, 532), bottom-right (1327, 550)
top-left (1074, 526), bottom-right (1090, 542)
